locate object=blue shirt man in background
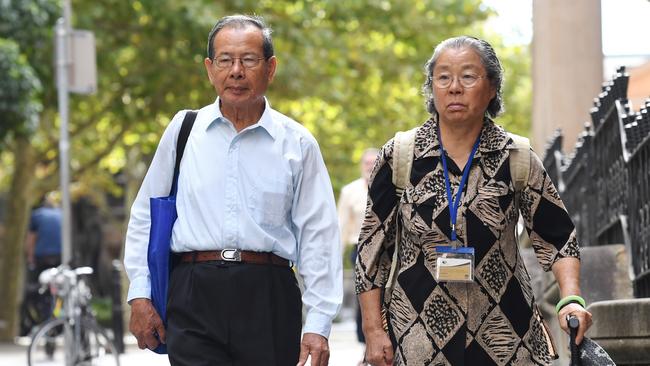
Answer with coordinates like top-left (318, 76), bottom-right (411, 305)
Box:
top-left (20, 191), bottom-right (62, 336)
top-left (25, 191), bottom-right (62, 273)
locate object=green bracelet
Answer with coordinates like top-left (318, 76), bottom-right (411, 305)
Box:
top-left (555, 295), bottom-right (586, 313)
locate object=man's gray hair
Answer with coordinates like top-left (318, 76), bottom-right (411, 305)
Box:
top-left (422, 36), bottom-right (504, 118)
top-left (207, 14), bottom-right (274, 60)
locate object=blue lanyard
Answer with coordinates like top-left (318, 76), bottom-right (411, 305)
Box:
top-left (438, 126), bottom-right (481, 243)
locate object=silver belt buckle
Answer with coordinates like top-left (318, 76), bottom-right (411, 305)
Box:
top-left (220, 249), bottom-right (241, 262)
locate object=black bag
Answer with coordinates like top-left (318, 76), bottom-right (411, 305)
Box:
top-left (568, 315), bottom-right (616, 366)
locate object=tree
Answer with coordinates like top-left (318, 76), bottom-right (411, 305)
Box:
top-left (0, 0), bottom-right (59, 341)
top-left (2, 0), bottom-right (531, 208)
top-left (0, 0), bottom-right (532, 339)
top-left (0, 40), bottom-right (42, 148)
top-left (215, 0), bottom-right (498, 190)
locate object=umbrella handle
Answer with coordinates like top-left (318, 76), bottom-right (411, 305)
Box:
top-left (568, 314), bottom-right (580, 366)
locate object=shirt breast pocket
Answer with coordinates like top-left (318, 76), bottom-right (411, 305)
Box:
top-left (249, 176), bottom-right (292, 229)
top-left (400, 186), bottom-right (448, 217)
top-left (475, 181), bottom-right (514, 230)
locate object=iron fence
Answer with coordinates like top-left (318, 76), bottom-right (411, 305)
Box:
top-left (560, 128), bottom-right (594, 248)
top-left (541, 66), bottom-right (650, 297)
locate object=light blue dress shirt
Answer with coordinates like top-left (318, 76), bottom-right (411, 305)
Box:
top-left (124, 98), bottom-right (343, 337)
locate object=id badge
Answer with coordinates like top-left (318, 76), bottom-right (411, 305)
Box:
top-left (435, 246), bottom-right (475, 282)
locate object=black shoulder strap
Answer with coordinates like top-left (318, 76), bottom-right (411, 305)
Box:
top-left (169, 110), bottom-right (197, 196)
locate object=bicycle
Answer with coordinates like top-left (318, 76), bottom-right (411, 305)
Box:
top-left (20, 276), bottom-right (58, 359)
top-left (27, 265), bottom-right (120, 366)
top-left (20, 258), bottom-right (61, 338)
top-left (19, 270), bottom-right (54, 336)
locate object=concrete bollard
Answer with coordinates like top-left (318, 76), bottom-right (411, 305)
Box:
top-left (586, 298), bottom-right (650, 365)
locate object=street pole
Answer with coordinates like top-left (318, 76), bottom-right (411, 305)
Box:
top-left (56, 0), bottom-right (72, 267)
top-left (55, 2), bottom-right (73, 365)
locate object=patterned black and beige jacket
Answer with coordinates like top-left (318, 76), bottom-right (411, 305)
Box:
top-left (355, 117), bottom-right (580, 365)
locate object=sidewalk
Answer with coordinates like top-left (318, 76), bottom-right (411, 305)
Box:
top-left (0, 320), bottom-right (365, 366)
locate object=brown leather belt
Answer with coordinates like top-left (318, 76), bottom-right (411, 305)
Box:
top-left (179, 249), bottom-right (291, 267)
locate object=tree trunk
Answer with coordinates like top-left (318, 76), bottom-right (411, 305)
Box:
top-left (0, 136), bottom-right (36, 341)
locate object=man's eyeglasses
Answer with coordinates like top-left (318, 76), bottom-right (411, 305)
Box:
top-left (433, 73), bottom-right (486, 88)
top-left (212, 56), bottom-right (266, 69)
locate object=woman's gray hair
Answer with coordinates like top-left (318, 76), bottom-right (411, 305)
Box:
top-left (422, 36), bottom-right (504, 118)
top-left (207, 14), bottom-right (274, 60)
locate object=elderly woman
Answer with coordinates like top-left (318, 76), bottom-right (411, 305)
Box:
top-left (355, 36), bottom-right (592, 366)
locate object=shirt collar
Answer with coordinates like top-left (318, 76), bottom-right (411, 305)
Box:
top-left (414, 114), bottom-right (511, 160)
top-left (205, 97), bottom-right (278, 140)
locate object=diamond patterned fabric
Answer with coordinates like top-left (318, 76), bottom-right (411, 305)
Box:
top-left (355, 118), bottom-right (580, 365)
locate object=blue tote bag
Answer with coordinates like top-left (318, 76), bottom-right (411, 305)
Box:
top-left (146, 110), bottom-right (196, 354)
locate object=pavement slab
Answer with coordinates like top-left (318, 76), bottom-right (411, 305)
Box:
top-left (0, 320), bottom-right (365, 366)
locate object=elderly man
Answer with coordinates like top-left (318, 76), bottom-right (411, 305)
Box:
top-left (124, 15), bottom-right (342, 366)
top-left (337, 148), bottom-right (377, 366)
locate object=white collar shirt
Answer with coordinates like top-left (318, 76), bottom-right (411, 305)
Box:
top-left (337, 178), bottom-right (369, 247)
top-left (124, 97), bottom-right (343, 337)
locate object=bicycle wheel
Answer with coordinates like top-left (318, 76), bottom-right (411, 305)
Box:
top-left (28, 316), bottom-right (120, 366)
top-left (27, 317), bottom-right (65, 366)
top-left (75, 316), bottom-right (120, 366)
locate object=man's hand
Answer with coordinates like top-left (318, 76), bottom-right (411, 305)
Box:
top-left (296, 332), bottom-right (330, 366)
top-left (363, 329), bottom-right (393, 366)
top-left (129, 298), bottom-right (165, 350)
top-left (558, 302), bottom-right (592, 345)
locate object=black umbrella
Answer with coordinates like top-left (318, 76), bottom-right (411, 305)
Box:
top-left (568, 315), bottom-right (616, 366)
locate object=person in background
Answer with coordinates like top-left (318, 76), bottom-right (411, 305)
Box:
top-left (21, 191), bottom-right (62, 336)
top-left (355, 36), bottom-right (591, 365)
top-left (124, 14), bottom-right (342, 366)
top-left (25, 191), bottom-right (62, 277)
top-left (337, 148), bottom-right (378, 365)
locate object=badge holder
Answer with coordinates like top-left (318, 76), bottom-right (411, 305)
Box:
top-left (436, 127), bottom-right (479, 283)
top-left (434, 245), bottom-right (475, 282)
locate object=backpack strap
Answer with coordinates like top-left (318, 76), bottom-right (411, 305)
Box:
top-left (169, 110), bottom-right (197, 196)
top-left (508, 132), bottom-right (531, 193)
top-left (384, 127), bottom-right (417, 305)
top-left (392, 127), bottom-right (417, 197)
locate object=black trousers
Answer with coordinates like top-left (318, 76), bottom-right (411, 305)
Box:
top-left (166, 260), bottom-right (302, 366)
top-left (349, 247), bottom-right (365, 343)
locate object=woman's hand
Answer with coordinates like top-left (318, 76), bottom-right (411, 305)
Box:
top-left (364, 328), bottom-right (394, 366)
top-left (551, 258), bottom-right (592, 344)
top-left (558, 303), bottom-right (592, 344)
top-left (358, 289), bottom-right (394, 366)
